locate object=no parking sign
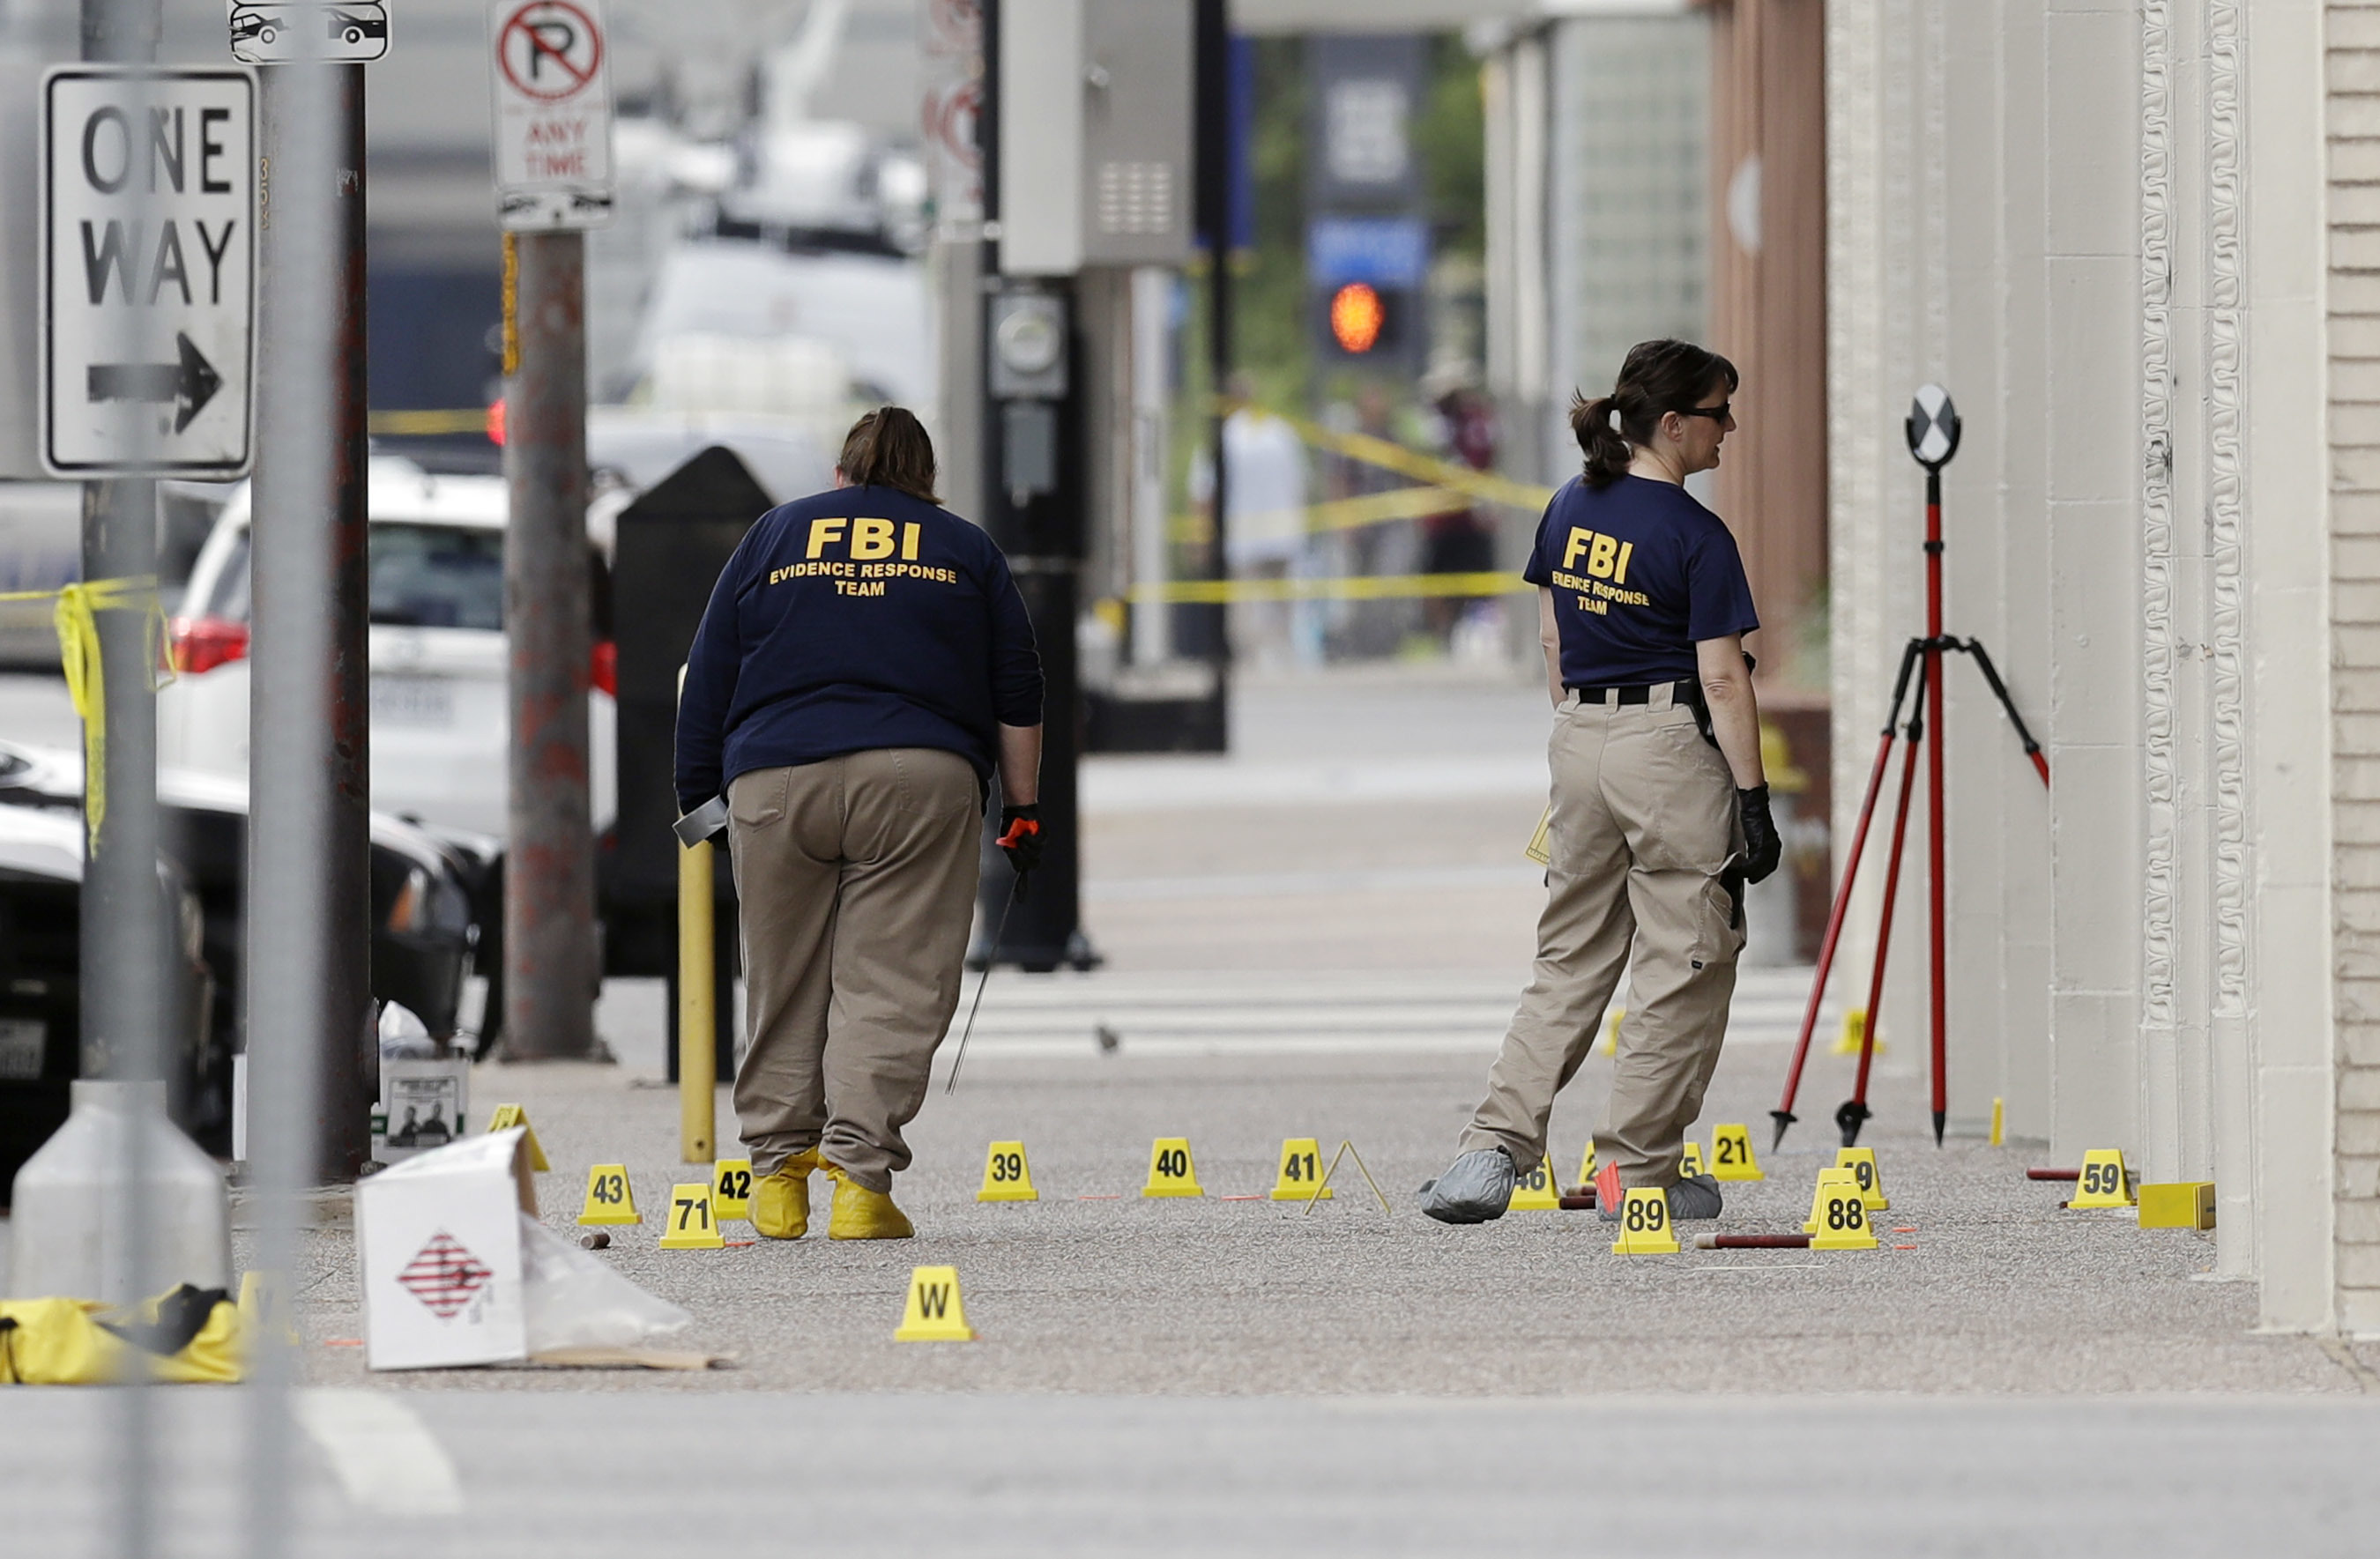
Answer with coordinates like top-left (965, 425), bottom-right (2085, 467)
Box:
top-left (487, 0), bottom-right (613, 229)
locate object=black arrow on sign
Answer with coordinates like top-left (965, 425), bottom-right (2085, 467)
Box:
top-left (86, 332), bottom-right (223, 434)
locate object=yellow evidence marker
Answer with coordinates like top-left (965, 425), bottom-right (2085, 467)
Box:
top-left (483, 1103), bottom-right (550, 1170)
top-left (1601, 1007), bottom-right (1624, 1057)
top-left (1576, 1142), bottom-right (1597, 1188)
top-left (895, 1265), bottom-right (977, 1341)
top-left (1508, 1155), bottom-right (1560, 1210)
top-left (1803, 1168), bottom-right (1861, 1234)
top-left (577, 1164), bottom-right (640, 1225)
top-left (712, 1158), bottom-right (753, 1221)
top-left (658, 1183), bottom-right (725, 1249)
top-left (2138, 1181), bottom-right (2216, 1230)
top-left (1833, 1146), bottom-right (1890, 1211)
top-left (978, 1140), bottom-right (1040, 1202)
top-left (1610, 1186), bottom-right (1680, 1254)
top-left (1270, 1138), bottom-right (1332, 1201)
top-left (1679, 1140), bottom-right (1707, 1178)
top-left (1806, 1170), bottom-right (1879, 1251)
top-left (1708, 1124), bottom-right (1764, 1182)
top-left (2071, 1148), bottom-right (2135, 1209)
top-left (1831, 1008), bottom-right (1876, 1057)
top-left (1142, 1138), bottom-right (1205, 1198)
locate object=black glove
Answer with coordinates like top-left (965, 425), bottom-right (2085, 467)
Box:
top-left (997, 803), bottom-right (1044, 876)
top-left (1737, 784), bottom-right (1781, 885)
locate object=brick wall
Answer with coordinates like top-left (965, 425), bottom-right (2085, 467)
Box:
top-left (2331, 0), bottom-right (2380, 1326)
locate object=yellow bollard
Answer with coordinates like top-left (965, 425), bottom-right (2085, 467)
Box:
top-left (679, 830), bottom-right (716, 1164)
top-left (678, 669), bottom-right (716, 1165)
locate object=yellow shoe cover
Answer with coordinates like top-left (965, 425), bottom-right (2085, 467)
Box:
top-left (826, 1164), bottom-right (915, 1240)
top-left (752, 1149), bottom-right (821, 1240)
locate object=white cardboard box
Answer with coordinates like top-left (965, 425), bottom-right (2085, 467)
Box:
top-left (357, 1127), bottom-right (538, 1370)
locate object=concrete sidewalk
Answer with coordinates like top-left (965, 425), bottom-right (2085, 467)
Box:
top-left (271, 1002), bottom-right (2350, 1398)
top-left (11, 1389), bottom-right (2380, 1558)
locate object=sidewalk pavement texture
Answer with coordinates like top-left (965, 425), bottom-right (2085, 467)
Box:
top-left (264, 989), bottom-right (2346, 1399)
top-left (11, 1390), bottom-right (2380, 1558)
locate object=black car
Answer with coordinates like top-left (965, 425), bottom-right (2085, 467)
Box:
top-left (0, 741), bottom-right (484, 1176)
top-left (0, 803), bottom-right (214, 1196)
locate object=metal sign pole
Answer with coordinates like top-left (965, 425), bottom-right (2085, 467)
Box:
top-left (489, 0), bottom-right (613, 1056)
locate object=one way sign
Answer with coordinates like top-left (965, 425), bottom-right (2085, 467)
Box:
top-left (41, 68), bottom-right (256, 477)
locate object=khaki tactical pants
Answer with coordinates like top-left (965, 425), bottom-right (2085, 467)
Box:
top-left (727, 748), bottom-right (982, 1191)
top-left (1459, 686), bottom-right (1745, 1187)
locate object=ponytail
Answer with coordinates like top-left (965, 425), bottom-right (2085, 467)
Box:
top-left (1570, 338), bottom-right (1739, 489)
top-left (837, 405), bottom-right (941, 505)
top-left (1569, 395), bottom-right (1632, 488)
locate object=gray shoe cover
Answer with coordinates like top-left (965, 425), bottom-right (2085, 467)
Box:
top-left (1595, 1172), bottom-right (1726, 1221)
top-left (1419, 1147), bottom-right (1516, 1224)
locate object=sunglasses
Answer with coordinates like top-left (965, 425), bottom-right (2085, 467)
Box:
top-left (1677, 403), bottom-right (1733, 422)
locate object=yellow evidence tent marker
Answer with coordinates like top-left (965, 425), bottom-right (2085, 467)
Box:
top-left (1142, 1138), bottom-right (1205, 1198)
top-left (978, 1140), bottom-right (1040, 1202)
top-left (2138, 1181), bottom-right (2216, 1229)
top-left (1601, 1007), bottom-right (1624, 1057)
top-left (895, 1265), bottom-right (977, 1341)
top-left (1610, 1186), bottom-right (1679, 1254)
top-left (1803, 1168), bottom-right (1861, 1234)
top-left (1270, 1138), bottom-right (1332, 1201)
top-left (1833, 1147), bottom-right (1890, 1211)
top-left (1708, 1124), bottom-right (1764, 1182)
top-left (2071, 1148), bottom-right (2135, 1209)
top-left (1679, 1140), bottom-right (1707, 1178)
top-left (712, 1158), bottom-right (753, 1221)
top-left (577, 1163), bottom-right (640, 1225)
top-left (1576, 1142), bottom-right (1596, 1188)
top-left (658, 1183), bottom-right (725, 1249)
top-left (1831, 1008), bottom-right (1875, 1057)
top-left (484, 1103), bottom-right (550, 1170)
top-left (1807, 1171), bottom-right (1879, 1250)
top-left (1508, 1155), bottom-right (1560, 1210)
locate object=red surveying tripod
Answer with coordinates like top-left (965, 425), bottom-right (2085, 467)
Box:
top-left (1771, 386), bottom-right (2051, 1151)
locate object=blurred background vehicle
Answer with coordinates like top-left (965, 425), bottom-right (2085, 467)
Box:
top-left (160, 456), bottom-right (621, 842)
top-left (0, 739), bottom-right (484, 1184)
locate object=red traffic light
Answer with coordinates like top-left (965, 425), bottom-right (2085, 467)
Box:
top-left (1328, 283), bottom-right (1385, 354)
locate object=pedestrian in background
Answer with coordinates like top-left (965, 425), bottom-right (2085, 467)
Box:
top-left (1420, 339), bottom-right (1782, 1226)
top-left (675, 406), bottom-right (1045, 1241)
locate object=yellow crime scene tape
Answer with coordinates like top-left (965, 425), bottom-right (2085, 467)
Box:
top-left (367, 408), bottom-right (493, 437)
top-left (0, 576), bottom-right (173, 848)
top-left (1128, 570), bottom-right (1525, 605)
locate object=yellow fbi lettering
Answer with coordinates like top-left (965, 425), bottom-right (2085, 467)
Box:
top-left (1560, 527), bottom-right (1634, 583)
top-left (806, 517), bottom-right (923, 560)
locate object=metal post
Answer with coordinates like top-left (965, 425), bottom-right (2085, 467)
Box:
top-left (77, 4), bottom-right (162, 1555)
top-left (1194, 0), bottom-right (1233, 704)
top-left (244, 36), bottom-right (356, 1559)
top-left (502, 230), bottom-right (597, 1058)
top-left (677, 831), bottom-right (715, 1162)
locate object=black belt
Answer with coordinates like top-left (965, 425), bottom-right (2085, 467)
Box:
top-left (1571, 678), bottom-right (1697, 706)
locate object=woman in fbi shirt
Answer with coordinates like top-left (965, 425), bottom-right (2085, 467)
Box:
top-left (675, 407), bottom-right (1045, 1241)
top-left (1421, 339), bottom-right (1782, 1226)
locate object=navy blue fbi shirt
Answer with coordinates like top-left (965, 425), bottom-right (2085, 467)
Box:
top-left (674, 484), bottom-right (1045, 812)
top-left (1522, 474), bottom-right (1759, 688)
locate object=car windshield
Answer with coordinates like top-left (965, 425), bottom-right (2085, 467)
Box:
top-left (368, 523), bottom-right (505, 630)
top-left (196, 518), bottom-right (609, 635)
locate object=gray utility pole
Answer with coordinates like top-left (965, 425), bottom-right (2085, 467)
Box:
top-left (77, 0), bottom-right (161, 1098)
top-left (249, 63), bottom-right (375, 1178)
top-left (502, 229), bottom-right (597, 1058)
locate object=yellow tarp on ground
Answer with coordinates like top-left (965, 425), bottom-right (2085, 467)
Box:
top-left (0, 1286), bottom-right (243, 1385)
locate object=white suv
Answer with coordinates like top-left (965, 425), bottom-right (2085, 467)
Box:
top-left (159, 457), bottom-right (617, 840)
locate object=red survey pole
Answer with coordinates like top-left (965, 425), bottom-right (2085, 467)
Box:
top-left (1923, 461), bottom-right (1949, 1147)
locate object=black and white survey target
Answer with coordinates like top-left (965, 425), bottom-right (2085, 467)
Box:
top-left (38, 67), bottom-right (256, 478)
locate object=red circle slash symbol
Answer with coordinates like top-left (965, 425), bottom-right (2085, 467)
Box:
top-left (499, 1), bottom-right (604, 101)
